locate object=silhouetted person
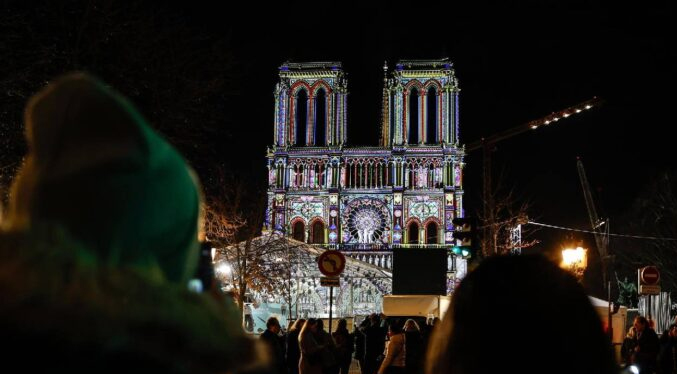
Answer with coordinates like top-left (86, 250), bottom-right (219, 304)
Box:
top-left (658, 323), bottom-right (677, 374)
top-left (332, 319), bottom-right (355, 374)
top-left (261, 317), bottom-right (287, 374)
top-left (287, 319), bottom-right (306, 374)
top-left (426, 255), bottom-right (617, 374)
top-left (0, 73), bottom-right (261, 372)
top-left (299, 318), bottom-right (325, 374)
top-left (377, 319), bottom-right (406, 374)
top-left (403, 319), bottom-right (423, 374)
top-left (633, 316), bottom-right (660, 374)
top-left (355, 318), bottom-right (368, 374)
top-left (364, 313), bottom-right (387, 374)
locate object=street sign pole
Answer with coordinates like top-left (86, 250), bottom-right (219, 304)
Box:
top-left (317, 250), bottom-right (346, 335)
top-left (328, 286), bottom-right (333, 334)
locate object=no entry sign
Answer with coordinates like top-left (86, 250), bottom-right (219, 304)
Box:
top-left (640, 266), bottom-right (660, 285)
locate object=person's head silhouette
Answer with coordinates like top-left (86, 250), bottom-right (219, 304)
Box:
top-left (426, 254), bottom-right (617, 374)
top-left (4, 72), bottom-right (201, 284)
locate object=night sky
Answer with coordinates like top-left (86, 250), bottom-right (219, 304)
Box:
top-left (219, 3), bottom-right (676, 253)
top-left (2, 2), bottom-right (675, 257)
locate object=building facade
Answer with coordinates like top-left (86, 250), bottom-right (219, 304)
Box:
top-left (265, 59), bottom-right (466, 274)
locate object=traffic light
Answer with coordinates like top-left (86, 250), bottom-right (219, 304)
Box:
top-left (451, 217), bottom-right (479, 259)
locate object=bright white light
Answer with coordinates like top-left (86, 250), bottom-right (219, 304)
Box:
top-left (216, 263), bottom-right (232, 274)
top-left (531, 125), bottom-right (538, 129)
top-left (629, 365), bottom-right (639, 374)
top-left (563, 113), bottom-right (570, 118)
top-left (553, 117), bottom-right (559, 121)
top-left (544, 120), bottom-right (550, 125)
top-left (561, 247), bottom-right (587, 269)
top-left (576, 109), bottom-right (582, 113)
top-left (211, 247), bottom-right (217, 261)
top-left (585, 105), bottom-right (592, 109)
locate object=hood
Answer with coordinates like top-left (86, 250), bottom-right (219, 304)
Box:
top-left (5, 72), bottom-right (200, 283)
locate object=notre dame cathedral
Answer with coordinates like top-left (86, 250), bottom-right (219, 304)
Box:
top-left (265, 58), bottom-right (467, 275)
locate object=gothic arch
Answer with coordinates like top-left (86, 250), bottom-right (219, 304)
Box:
top-left (423, 217), bottom-right (441, 244)
top-left (310, 80), bottom-right (332, 95)
top-left (290, 81), bottom-right (312, 96)
top-left (309, 217), bottom-right (326, 244)
top-left (405, 80), bottom-right (424, 92)
top-left (315, 88), bottom-right (327, 146)
top-left (422, 79), bottom-right (442, 91)
top-left (291, 217), bottom-right (307, 242)
top-left (406, 218), bottom-right (421, 244)
top-left (292, 87), bottom-right (309, 146)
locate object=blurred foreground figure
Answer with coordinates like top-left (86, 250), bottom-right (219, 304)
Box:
top-left (0, 73), bottom-right (261, 372)
top-left (426, 255), bottom-right (617, 374)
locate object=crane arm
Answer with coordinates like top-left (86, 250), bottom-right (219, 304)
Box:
top-left (577, 158), bottom-right (607, 258)
top-left (466, 97), bottom-right (603, 151)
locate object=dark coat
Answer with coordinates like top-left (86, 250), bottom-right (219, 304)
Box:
top-left (332, 329), bottom-right (355, 364)
top-left (261, 329), bottom-right (287, 374)
top-left (0, 231), bottom-right (262, 373)
top-left (658, 334), bottom-right (677, 374)
top-left (287, 329), bottom-right (303, 374)
top-left (404, 330), bottom-right (424, 374)
top-left (634, 328), bottom-right (660, 373)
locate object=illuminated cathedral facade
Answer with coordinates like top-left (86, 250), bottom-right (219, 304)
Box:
top-left (266, 59), bottom-right (466, 269)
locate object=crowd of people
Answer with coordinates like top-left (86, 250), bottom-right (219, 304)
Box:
top-left (0, 73), bottom-right (670, 373)
top-left (622, 316), bottom-right (677, 374)
top-left (257, 313), bottom-right (438, 374)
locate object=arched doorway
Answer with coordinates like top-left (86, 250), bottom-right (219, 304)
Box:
top-left (408, 222), bottom-right (420, 244)
top-left (426, 221), bottom-right (438, 244)
top-left (311, 220), bottom-right (325, 244)
top-left (292, 221), bottom-right (305, 242)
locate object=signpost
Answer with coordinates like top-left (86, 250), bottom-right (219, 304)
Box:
top-left (318, 250), bottom-right (346, 333)
top-left (638, 266), bottom-right (661, 322)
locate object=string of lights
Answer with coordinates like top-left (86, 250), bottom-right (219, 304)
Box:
top-left (527, 221), bottom-right (677, 241)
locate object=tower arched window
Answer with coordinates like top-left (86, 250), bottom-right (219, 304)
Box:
top-left (295, 89), bottom-right (308, 146)
top-left (311, 220), bottom-right (325, 244)
top-left (426, 221), bottom-right (438, 244)
top-left (408, 221), bottom-right (420, 244)
top-left (315, 89), bottom-right (326, 146)
top-left (408, 87), bottom-right (419, 144)
top-left (292, 221), bottom-right (305, 242)
top-left (426, 87), bottom-right (437, 144)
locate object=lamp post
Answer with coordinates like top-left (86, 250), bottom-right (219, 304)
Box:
top-left (560, 246), bottom-right (588, 281)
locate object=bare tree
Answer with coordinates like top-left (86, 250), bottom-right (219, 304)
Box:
top-left (478, 168), bottom-right (539, 256)
top-left (613, 170), bottom-right (677, 303)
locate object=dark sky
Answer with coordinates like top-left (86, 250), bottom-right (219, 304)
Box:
top-left (214, 2), bottom-right (675, 252)
top-left (3, 2), bottom-right (673, 256)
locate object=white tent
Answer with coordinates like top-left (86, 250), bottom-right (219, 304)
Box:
top-left (588, 296), bottom-right (627, 363)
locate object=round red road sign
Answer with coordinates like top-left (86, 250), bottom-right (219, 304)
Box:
top-left (318, 250), bottom-right (346, 277)
top-left (640, 266), bottom-right (660, 285)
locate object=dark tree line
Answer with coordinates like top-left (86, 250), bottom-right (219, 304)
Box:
top-left (612, 170), bottom-right (677, 306)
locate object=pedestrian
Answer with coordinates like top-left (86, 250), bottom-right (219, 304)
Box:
top-left (0, 72), bottom-right (262, 372)
top-left (261, 316), bottom-right (287, 374)
top-left (299, 318), bottom-right (325, 374)
top-left (316, 319), bottom-right (340, 374)
top-left (364, 314), bottom-right (387, 374)
top-left (622, 325), bottom-right (638, 367)
top-left (403, 319), bottom-right (423, 374)
top-left (377, 319), bottom-right (406, 374)
top-left (355, 318), bottom-right (368, 374)
top-left (425, 255), bottom-right (617, 374)
top-left (658, 324), bottom-right (677, 374)
top-left (332, 319), bottom-right (355, 374)
top-left (632, 315), bottom-right (660, 374)
top-left (287, 319), bottom-right (307, 374)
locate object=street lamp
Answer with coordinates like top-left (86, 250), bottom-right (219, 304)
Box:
top-left (561, 246), bottom-right (587, 280)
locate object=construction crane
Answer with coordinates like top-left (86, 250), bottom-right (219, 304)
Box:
top-left (465, 96), bottom-right (603, 256)
top-left (576, 157), bottom-right (610, 287)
